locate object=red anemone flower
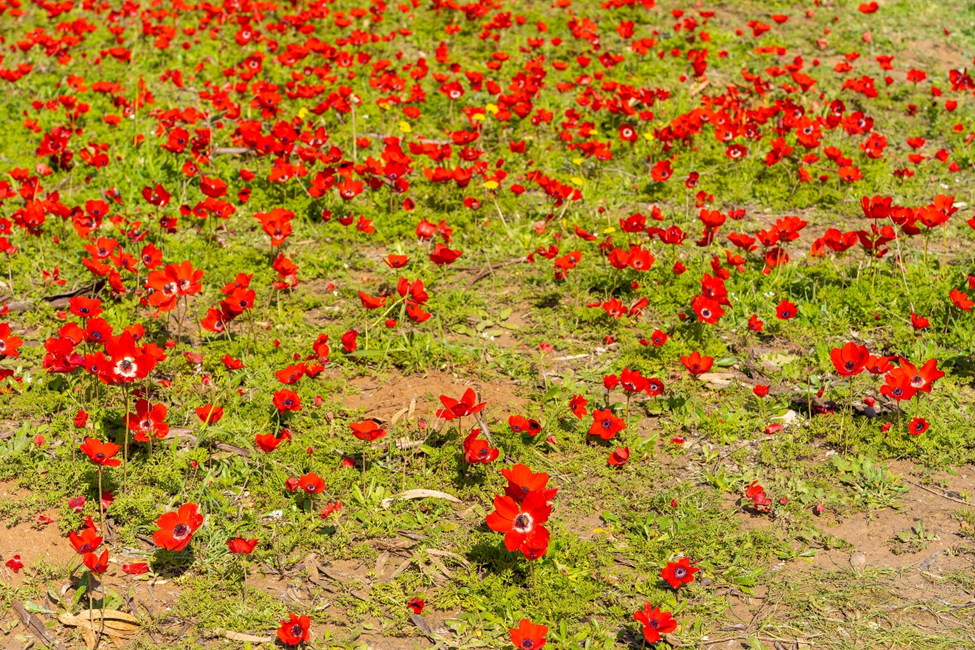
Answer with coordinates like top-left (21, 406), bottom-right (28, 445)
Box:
top-left (486, 489), bottom-right (552, 559)
top-left (436, 388), bottom-right (486, 420)
top-left (350, 420), bottom-right (387, 442)
top-left (384, 254), bottom-right (409, 269)
top-left (357, 291), bottom-right (387, 310)
top-left (463, 429), bottom-right (499, 464)
top-left (775, 299), bottom-right (798, 320)
top-left (83, 550), bottom-right (110, 574)
top-left (508, 415), bottom-right (542, 436)
top-left (126, 399), bottom-right (169, 442)
top-left (661, 557), bottom-right (699, 589)
top-left (196, 404), bottom-right (224, 424)
top-left (620, 368), bottom-right (650, 393)
top-left (680, 351), bottom-right (714, 375)
top-left (80, 437), bottom-right (122, 467)
top-left (226, 537), bottom-right (259, 554)
top-left (589, 409), bottom-right (625, 440)
top-left (255, 432), bottom-right (285, 453)
top-left (830, 342), bottom-right (869, 377)
top-left (608, 447), bottom-right (630, 466)
top-left (429, 243), bottom-right (463, 266)
top-left (633, 604), bottom-right (678, 643)
top-left (153, 503), bottom-right (203, 552)
top-left (407, 598), bottom-right (425, 615)
top-left (501, 464), bottom-right (558, 504)
top-left (69, 527), bottom-right (103, 554)
top-left (880, 370), bottom-right (916, 402)
top-left (273, 389), bottom-right (302, 413)
top-left (569, 394), bottom-right (588, 419)
top-left (509, 619), bottom-right (548, 650)
top-left (898, 358), bottom-right (944, 393)
top-left (0, 323), bottom-right (23, 357)
top-left (298, 472), bottom-right (326, 494)
top-left (908, 417), bottom-right (929, 436)
top-left (277, 614), bottom-right (311, 646)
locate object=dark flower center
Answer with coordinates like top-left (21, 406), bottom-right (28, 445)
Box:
top-left (601, 418), bottom-right (612, 430)
top-left (95, 452), bottom-right (104, 460)
top-left (291, 624), bottom-right (303, 637)
top-left (521, 641), bottom-right (534, 649)
top-left (513, 513), bottom-right (533, 532)
top-left (673, 567), bottom-right (687, 579)
top-left (845, 361), bottom-right (855, 371)
top-left (172, 523), bottom-right (189, 539)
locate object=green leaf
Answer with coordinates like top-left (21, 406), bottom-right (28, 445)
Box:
top-left (23, 600), bottom-right (55, 615)
top-left (541, 386), bottom-right (561, 403)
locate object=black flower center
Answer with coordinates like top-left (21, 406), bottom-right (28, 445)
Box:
top-left (513, 513), bottom-right (533, 533)
top-left (173, 523), bottom-right (189, 538)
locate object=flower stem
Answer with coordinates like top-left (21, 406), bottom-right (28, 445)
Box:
top-left (123, 387), bottom-right (130, 493)
top-left (97, 467), bottom-right (105, 534)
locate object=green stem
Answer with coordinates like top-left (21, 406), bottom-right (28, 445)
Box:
top-left (123, 388), bottom-right (130, 493)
